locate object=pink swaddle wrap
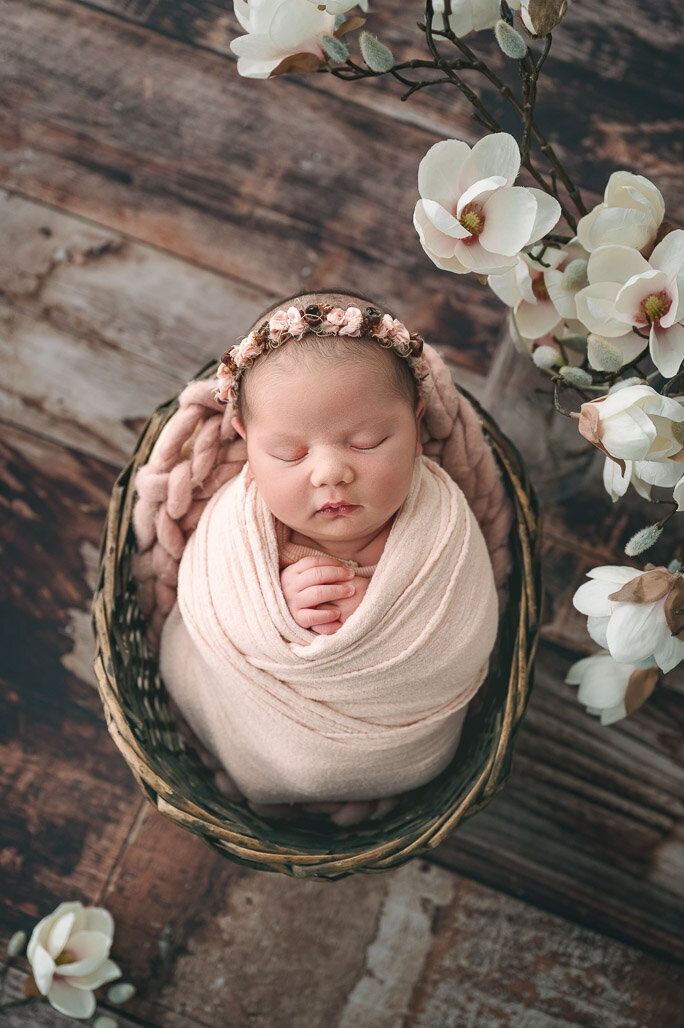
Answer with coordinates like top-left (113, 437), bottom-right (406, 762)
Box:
top-left (160, 454), bottom-right (498, 803)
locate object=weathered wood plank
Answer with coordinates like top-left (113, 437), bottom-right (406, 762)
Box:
top-left (437, 641), bottom-right (684, 962)
top-left (15, 810), bottom-right (679, 1027)
top-left (0, 421), bottom-right (145, 942)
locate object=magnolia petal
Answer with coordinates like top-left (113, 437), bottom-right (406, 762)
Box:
top-left (31, 944), bottom-right (56, 995)
top-left (270, 0), bottom-right (331, 49)
top-left (586, 565), bottom-right (642, 584)
top-left (605, 171), bottom-right (665, 222)
top-left (650, 228), bottom-right (684, 277)
top-left (487, 266), bottom-right (520, 307)
top-left (565, 652), bottom-right (609, 685)
top-left (479, 186), bottom-right (537, 256)
top-left (573, 577), bottom-right (622, 617)
top-left (650, 321), bottom-right (684, 378)
top-left (615, 269), bottom-right (668, 320)
top-left (514, 299), bottom-right (561, 340)
top-left (674, 474), bottom-right (684, 511)
top-left (444, 0), bottom-right (474, 37)
top-left (635, 458), bottom-right (684, 487)
top-left (48, 912), bottom-right (77, 960)
top-left (600, 701), bottom-right (628, 725)
top-left (82, 908), bottom-right (115, 939)
top-left (421, 198), bottom-right (471, 239)
top-left (607, 569), bottom-right (672, 605)
top-left (605, 601), bottom-right (668, 664)
top-left (653, 631), bottom-right (684, 674)
top-left (417, 139), bottom-right (471, 209)
top-left (601, 407), bottom-right (658, 461)
top-left (461, 132), bottom-right (521, 190)
top-left (545, 268), bottom-right (577, 319)
top-left (588, 245), bottom-right (651, 287)
top-left (58, 931), bottom-right (112, 977)
top-left (471, 0), bottom-right (502, 31)
top-left (586, 614), bottom-right (610, 649)
top-left (230, 33), bottom-right (287, 60)
top-left (233, 0), bottom-right (253, 33)
top-left (413, 202), bottom-right (460, 260)
top-left (603, 456), bottom-right (632, 500)
top-left (452, 239), bottom-right (517, 275)
top-left (575, 282), bottom-right (630, 337)
top-left (525, 188), bottom-right (561, 242)
top-left (67, 959), bottom-right (122, 991)
top-left (456, 174), bottom-right (507, 215)
top-left (47, 980), bottom-right (96, 1020)
top-left (581, 207), bottom-right (656, 252)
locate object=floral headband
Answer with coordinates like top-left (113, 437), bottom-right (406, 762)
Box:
top-left (215, 302), bottom-right (431, 407)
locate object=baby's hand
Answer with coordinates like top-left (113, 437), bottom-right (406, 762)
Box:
top-left (280, 556), bottom-right (356, 635)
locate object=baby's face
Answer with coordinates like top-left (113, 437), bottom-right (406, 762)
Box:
top-left (232, 353), bottom-right (423, 556)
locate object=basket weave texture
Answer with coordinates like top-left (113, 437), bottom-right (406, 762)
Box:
top-left (93, 363), bottom-right (542, 880)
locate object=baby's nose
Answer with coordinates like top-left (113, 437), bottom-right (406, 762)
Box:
top-left (310, 450), bottom-right (354, 487)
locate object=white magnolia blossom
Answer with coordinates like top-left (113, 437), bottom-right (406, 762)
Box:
top-left (488, 241), bottom-right (588, 340)
top-left (577, 382), bottom-right (684, 462)
top-left (566, 650), bottom-right (658, 724)
top-left (575, 230), bottom-right (684, 377)
top-left (573, 565), bottom-right (684, 674)
top-left (576, 171), bottom-right (665, 254)
top-left (27, 902), bottom-right (121, 1019)
top-left (231, 0), bottom-right (335, 78)
top-left (414, 133), bottom-right (561, 276)
top-left (433, 0), bottom-right (520, 36)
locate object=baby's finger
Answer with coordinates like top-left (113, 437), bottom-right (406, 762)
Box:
top-left (297, 581), bottom-right (355, 609)
top-left (296, 605), bottom-right (341, 629)
top-left (297, 560), bottom-right (355, 587)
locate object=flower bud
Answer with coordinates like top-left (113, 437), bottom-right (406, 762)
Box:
top-left (7, 930), bottom-right (27, 957)
top-left (94, 1018), bottom-right (118, 1028)
top-left (561, 258), bottom-right (588, 291)
top-left (321, 33), bottom-right (350, 63)
top-left (559, 366), bottom-right (593, 388)
top-left (494, 20), bottom-right (528, 59)
top-left (587, 334), bottom-right (625, 373)
top-left (624, 524), bottom-right (664, 556)
top-left (108, 982), bottom-right (137, 1004)
top-left (359, 32), bottom-right (394, 73)
top-left (532, 344), bottom-right (560, 370)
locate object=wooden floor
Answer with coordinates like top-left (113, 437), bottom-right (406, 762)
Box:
top-left (2, 1), bottom-right (683, 1025)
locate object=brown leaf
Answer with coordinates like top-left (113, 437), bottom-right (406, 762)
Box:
top-left (269, 52), bottom-right (324, 77)
top-left (525, 0), bottom-right (568, 37)
top-left (24, 973), bottom-right (42, 998)
top-left (664, 576), bottom-right (684, 638)
top-left (608, 568), bottom-right (673, 604)
top-left (335, 16), bottom-right (366, 39)
top-left (624, 666), bottom-right (659, 716)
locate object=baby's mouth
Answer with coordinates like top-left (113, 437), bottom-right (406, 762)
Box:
top-left (317, 502), bottom-right (360, 515)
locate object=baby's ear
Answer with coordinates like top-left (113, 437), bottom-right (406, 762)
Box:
top-left (231, 415), bottom-right (246, 440)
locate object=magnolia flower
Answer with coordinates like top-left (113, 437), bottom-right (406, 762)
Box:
top-left (414, 133), bottom-right (561, 276)
top-left (575, 230), bottom-right (684, 376)
top-left (566, 651), bottom-right (658, 724)
top-left (27, 902), bottom-right (121, 1019)
top-left (433, 0), bottom-right (519, 36)
top-left (573, 565), bottom-right (684, 673)
top-left (576, 171), bottom-right (665, 254)
top-left (577, 383), bottom-right (684, 463)
top-left (231, 0), bottom-right (335, 79)
top-left (488, 241), bottom-right (588, 340)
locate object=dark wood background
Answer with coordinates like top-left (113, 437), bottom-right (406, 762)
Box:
top-left (2, 1), bottom-right (683, 1024)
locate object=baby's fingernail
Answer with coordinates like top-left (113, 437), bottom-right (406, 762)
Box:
top-left (346, 585), bottom-right (355, 595)
top-left (345, 569), bottom-right (355, 578)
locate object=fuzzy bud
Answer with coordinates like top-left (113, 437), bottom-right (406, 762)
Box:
top-left (668, 558), bottom-right (682, 574)
top-left (532, 345), bottom-right (560, 370)
top-left (108, 982), bottom-right (137, 1004)
top-left (561, 258), bottom-right (588, 292)
top-left (321, 33), bottom-right (350, 63)
top-left (587, 334), bottom-right (625, 373)
top-left (494, 20), bottom-right (528, 59)
top-left (359, 32), bottom-right (394, 73)
top-left (7, 930), bottom-right (27, 957)
top-left (559, 365), bottom-right (593, 388)
top-left (625, 524), bottom-right (664, 557)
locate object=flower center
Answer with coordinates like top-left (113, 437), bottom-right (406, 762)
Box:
top-left (55, 951), bottom-right (74, 967)
top-left (458, 202), bottom-right (485, 244)
top-left (639, 290), bottom-right (671, 326)
top-left (532, 275), bottom-right (549, 301)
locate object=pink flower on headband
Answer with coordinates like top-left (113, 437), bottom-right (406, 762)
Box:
top-left (339, 307), bottom-right (363, 335)
top-left (381, 315), bottom-right (412, 351)
top-left (235, 332), bottom-right (261, 364)
top-left (269, 311), bottom-right (289, 334)
top-left (287, 307), bottom-right (308, 335)
top-left (216, 363), bottom-right (236, 404)
top-left (322, 308), bottom-right (347, 331)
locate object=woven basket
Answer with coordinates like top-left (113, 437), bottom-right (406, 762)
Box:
top-left (93, 362), bottom-right (542, 880)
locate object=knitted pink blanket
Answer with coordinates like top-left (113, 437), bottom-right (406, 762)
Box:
top-left (159, 456), bottom-right (498, 803)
